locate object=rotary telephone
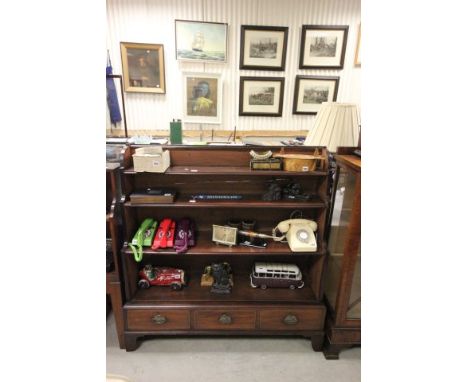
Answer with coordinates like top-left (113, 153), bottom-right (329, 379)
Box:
top-left (272, 219), bottom-right (317, 252)
top-left (129, 218), bottom-right (158, 262)
top-left (151, 218), bottom-right (175, 250)
top-left (174, 218), bottom-right (196, 254)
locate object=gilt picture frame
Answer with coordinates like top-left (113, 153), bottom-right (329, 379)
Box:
top-left (239, 25), bottom-right (288, 71)
top-left (182, 72), bottom-right (222, 124)
top-left (239, 76), bottom-right (285, 117)
top-left (299, 25), bottom-right (348, 69)
top-left (175, 20), bottom-right (228, 63)
top-left (292, 75), bottom-right (339, 115)
top-left (120, 42), bottom-right (166, 93)
top-left (355, 23), bottom-right (361, 67)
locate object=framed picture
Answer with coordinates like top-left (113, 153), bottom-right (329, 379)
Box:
top-left (355, 23), bottom-right (361, 66)
top-left (239, 76), bottom-right (285, 117)
top-left (299, 25), bottom-right (348, 69)
top-left (292, 75), bottom-right (339, 115)
top-left (183, 73), bottom-right (222, 124)
top-left (239, 25), bottom-right (288, 71)
top-left (175, 20), bottom-right (228, 63)
top-left (120, 42), bottom-right (165, 93)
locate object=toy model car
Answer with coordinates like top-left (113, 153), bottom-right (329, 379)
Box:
top-left (138, 265), bottom-right (186, 290)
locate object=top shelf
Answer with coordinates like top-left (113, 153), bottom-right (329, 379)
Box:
top-left (124, 166), bottom-right (328, 176)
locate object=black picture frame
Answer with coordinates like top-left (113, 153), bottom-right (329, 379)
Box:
top-left (292, 75), bottom-right (339, 115)
top-left (239, 76), bottom-right (285, 117)
top-left (299, 25), bottom-right (348, 69)
top-left (239, 25), bottom-right (288, 71)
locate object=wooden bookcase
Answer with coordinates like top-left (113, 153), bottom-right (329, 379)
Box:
top-left (119, 145), bottom-right (330, 351)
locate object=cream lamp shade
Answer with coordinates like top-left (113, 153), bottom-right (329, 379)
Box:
top-left (304, 103), bottom-right (360, 152)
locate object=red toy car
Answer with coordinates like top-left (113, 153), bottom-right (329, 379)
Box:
top-left (138, 265), bottom-right (186, 290)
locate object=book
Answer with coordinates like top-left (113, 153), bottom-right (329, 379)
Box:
top-left (130, 188), bottom-right (176, 204)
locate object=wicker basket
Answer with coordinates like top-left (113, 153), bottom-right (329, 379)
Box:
top-left (273, 148), bottom-right (324, 172)
top-left (132, 147), bottom-right (170, 173)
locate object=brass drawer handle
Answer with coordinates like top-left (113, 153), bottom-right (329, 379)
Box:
top-left (219, 313), bottom-right (232, 325)
top-left (152, 314), bottom-right (167, 325)
top-left (283, 314), bottom-right (298, 325)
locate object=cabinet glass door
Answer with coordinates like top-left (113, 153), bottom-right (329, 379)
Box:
top-left (324, 166), bottom-right (361, 323)
top-left (346, 242), bottom-right (360, 319)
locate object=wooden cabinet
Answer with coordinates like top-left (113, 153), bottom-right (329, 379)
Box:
top-left (106, 158), bottom-right (127, 349)
top-left (119, 145), bottom-right (330, 351)
top-left (323, 148), bottom-right (361, 359)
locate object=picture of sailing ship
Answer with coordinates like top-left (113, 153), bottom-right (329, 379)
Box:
top-left (176, 20), bottom-right (227, 62)
top-left (192, 32), bottom-right (204, 52)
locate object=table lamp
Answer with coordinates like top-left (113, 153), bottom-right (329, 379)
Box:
top-left (304, 103), bottom-right (360, 152)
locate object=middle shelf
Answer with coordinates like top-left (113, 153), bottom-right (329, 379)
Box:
top-left (122, 232), bottom-right (326, 256)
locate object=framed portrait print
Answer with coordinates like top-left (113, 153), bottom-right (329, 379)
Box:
top-left (175, 20), bottom-right (228, 63)
top-left (183, 73), bottom-right (222, 124)
top-left (239, 76), bottom-right (285, 117)
top-left (293, 75), bottom-right (339, 115)
top-left (299, 25), bottom-right (348, 69)
top-left (240, 25), bottom-right (288, 71)
top-left (120, 42), bottom-right (166, 93)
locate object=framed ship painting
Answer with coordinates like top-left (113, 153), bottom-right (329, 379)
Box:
top-left (175, 20), bottom-right (228, 63)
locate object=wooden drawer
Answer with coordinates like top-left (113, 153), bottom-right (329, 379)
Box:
top-left (194, 309), bottom-right (256, 330)
top-left (127, 309), bottom-right (190, 331)
top-left (258, 307), bottom-right (325, 331)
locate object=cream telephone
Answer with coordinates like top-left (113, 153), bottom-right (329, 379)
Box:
top-left (273, 219), bottom-right (318, 252)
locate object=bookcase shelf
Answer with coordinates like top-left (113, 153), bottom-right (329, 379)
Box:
top-left (124, 165), bottom-right (328, 176)
top-left (124, 196), bottom-right (327, 209)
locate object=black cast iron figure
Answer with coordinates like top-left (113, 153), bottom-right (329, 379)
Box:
top-left (282, 182), bottom-right (310, 201)
top-left (262, 181), bottom-right (282, 201)
top-left (210, 262), bottom-right (233, 294)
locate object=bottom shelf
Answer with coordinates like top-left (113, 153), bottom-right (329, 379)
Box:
top-left (127, 272), bottom-right (318, 306)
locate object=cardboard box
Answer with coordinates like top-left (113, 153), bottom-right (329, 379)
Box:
top-left (132, 146), bottom-right (170, 173)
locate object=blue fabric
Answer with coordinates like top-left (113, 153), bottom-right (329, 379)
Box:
top-left (106, 63), bottom-right (122, 125)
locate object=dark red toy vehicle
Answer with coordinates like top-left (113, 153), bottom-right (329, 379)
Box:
top-left (138, 265), bottom-right (186, 290)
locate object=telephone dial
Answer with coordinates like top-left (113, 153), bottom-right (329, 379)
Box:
top-left (129, 218), bottom-right (158, 262)
top-left (272, 218), bottom-right (317, 252)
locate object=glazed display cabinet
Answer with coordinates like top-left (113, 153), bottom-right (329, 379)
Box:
top-left (323, 147), bottom-right (361, 359)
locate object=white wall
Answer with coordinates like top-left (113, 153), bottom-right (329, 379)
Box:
top-left (106, 0), bottom-right (361, 132)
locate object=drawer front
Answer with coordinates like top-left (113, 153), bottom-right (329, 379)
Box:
top-left (194, 310), bottom-right (256, 330)
top-left (127, 309), bottom-right (190, 331)
top-left (258, 307), bottom-right (325, 331)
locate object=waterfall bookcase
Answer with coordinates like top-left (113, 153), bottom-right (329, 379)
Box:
top-left (119, 145), bottom-right (331, 351)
